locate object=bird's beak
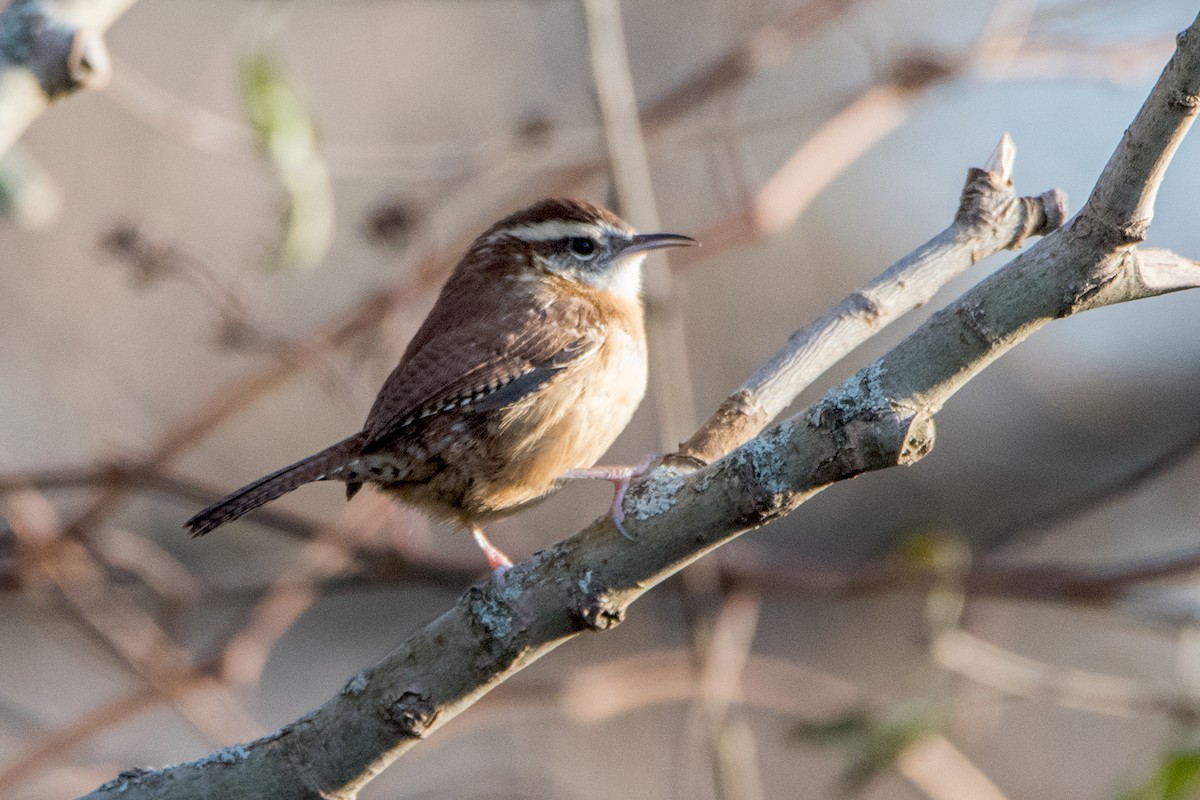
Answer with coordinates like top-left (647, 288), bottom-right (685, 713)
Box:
top-left (619, 232), bottom-right (699, 257)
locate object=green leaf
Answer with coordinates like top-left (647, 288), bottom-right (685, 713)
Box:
top-left (792, 700), bottom-right (945, 796)
top-left (239, 52), bottom-right (333, 269)
top-left (1121, 748), bottom-right (1200, 800)
top-left (792, 710), bottom-right (873, 746)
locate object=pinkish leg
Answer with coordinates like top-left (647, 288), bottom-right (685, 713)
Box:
top-left (562, 453), bottom-right (658, 540)
top-left (471, 526), bottom-right (513, 579)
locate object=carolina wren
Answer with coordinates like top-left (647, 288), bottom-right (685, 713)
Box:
top-left (186, 198), bottom-right (697, 573)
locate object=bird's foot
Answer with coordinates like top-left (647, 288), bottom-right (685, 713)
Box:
top-left (563, 453), bottom-right (658, 540)
top-left (471, 526), bottom-right (514, 582)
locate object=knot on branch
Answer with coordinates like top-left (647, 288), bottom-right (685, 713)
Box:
top-left (1072, 207), bottom-right (1150, 249)
top-left (727, 421), bottom-right (803, 528)
top-left (94, 767), bottom-right (156, 794)
top-left (464, 582), bottom-right (529, 668)
top-left (806, 364), bottom-right (937, 484)
top-left (341, 671), bottom-right (369, 696)
top-left (955, 167), bottom-right (1067, 252)
top-left (955, 302), bottom-right (1003, 347)
top-left (889, 50), bottom-right (959, 93)
top-left (1168, 86), bottom-right (1200, 112)
top-left (569, 569), bottom-right (625, 631)
top-left (1029, 190), bottom-right (1069, 238)
top-left (845, 290), bottom-right (884, 323)
top-left (675, 389), bottom-right (771, 465)
top-left (381, 691), bottom-right (438, 739)
top-left (0, 2), bottom-right (110, 96)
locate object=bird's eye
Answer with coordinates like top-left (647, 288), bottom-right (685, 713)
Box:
top-left (567, 237), bottom-right (597, 260)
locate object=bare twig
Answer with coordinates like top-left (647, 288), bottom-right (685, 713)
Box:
top-left (677, 134), bottom-right (1066, 464)
top-left (0, 452), bottom-right (261, 753)
top-left (933, 628), bottom-right (1200, 719)
top-left (896, 734), bottom-right (1011, 800)
top-left (0, 684), bottom-right (178, 795)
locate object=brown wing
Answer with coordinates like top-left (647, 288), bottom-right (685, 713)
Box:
top-left (360, 292), bottom-right (604, 450)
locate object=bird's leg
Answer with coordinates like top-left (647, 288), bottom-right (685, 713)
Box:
top-left (470, 525), bottom-right (514, 579)
top-left (562, 453), bottom-right (658, 540)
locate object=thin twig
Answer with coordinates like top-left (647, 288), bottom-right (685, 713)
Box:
top-left (897, 734), bottom-right (1011, 800)
top-left (0, 685), bottom-right (172, 795)
top-left (933, 628), bottom-right (1200, 719)
top-left (988, 420), bottom-right (1200, 548)
top-left (677, 134), bottom-right (1066, 464)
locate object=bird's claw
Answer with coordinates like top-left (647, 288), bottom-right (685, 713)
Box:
top-left (564, 453), bottom-right (658, 540)
top-left (471, 526), bottom-right (514, 582)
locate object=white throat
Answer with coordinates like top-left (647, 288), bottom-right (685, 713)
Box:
top-left (584, 252), bottom-right (644, 298)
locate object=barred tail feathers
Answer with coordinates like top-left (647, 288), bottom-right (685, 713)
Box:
top-left (185, 433), bottom-right (367, 536)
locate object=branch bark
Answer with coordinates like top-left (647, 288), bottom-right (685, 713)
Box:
top-left (0, 0), bottom-right (134, 157)
top-left (82, 10), bottom-right (1200, 800)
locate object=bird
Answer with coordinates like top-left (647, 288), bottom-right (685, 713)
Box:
top-left (185, 198), bottom-right (697, 575)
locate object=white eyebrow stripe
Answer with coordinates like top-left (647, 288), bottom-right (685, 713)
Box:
top-left (488, 221), bottom-right (619, 243)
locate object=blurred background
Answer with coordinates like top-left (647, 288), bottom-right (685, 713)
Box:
top-left (2, 0), bottom-right (1200, 797)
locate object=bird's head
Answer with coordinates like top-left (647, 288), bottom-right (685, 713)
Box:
top-left (474, 198), bottom-right (697, 298)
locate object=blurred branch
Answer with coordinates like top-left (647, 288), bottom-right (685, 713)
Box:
top-left (98, 221), bottom-right (262, 343)
top-left (987, 418), bottom-right (1200, 548)
top-left (101, 0), bottom-right (863, 184)
top-left (975, 32), bottom-right (1174, 83)
top-left (555, 647), bottom-right (859, 724)
top-left (103, 55), bottom-right (254, 158)
top-left (16, 420), bottom-right (1200, 611)
top-left (241, 527), bottom-right (1200, 612)
top-left (0, 459), bottom-right (263, 760)
top-left (0, 142), bottom-right (60, 226)
top-left (746, 51), bottom-right (959, 237)
top-left (933, 628), bottom-right (1200, 720)
top-left (584, 0), bottom-right (698, 448)
top-left (649, 24), bottom-right (1169, 266)
top-left (0, 684), bottom-right (177, 795)
top-left (896, 734), bottom-right (1010, 800)
top-left (0, 460), bottom-right (488, 594)
top-left (0, 0), bottom-right (132, 158)
top-left (216, 496), bottom-right (380, 686)
top-left (682, 590), bottom-right (765, 800)
top-left (720, 544), bottom-right (1200, 605)
top-left (54, 265), bottom-right (441, 542)
top-left (637, 0), bottom-right (866, 128)
top-left (0, 460), bottom-right (321, 531)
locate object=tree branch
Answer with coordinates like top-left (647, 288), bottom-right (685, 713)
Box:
top-left (677, 134), bottom-right (1066, 464)
top-left (0, 0), bottom-right (134, 157)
